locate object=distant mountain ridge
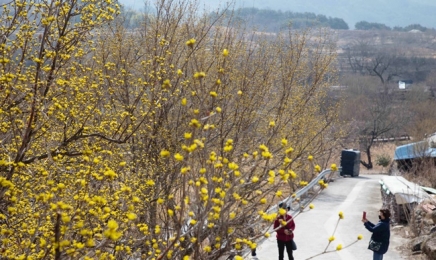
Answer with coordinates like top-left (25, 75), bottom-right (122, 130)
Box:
top-left (119, 0), bottom-right (436, 29)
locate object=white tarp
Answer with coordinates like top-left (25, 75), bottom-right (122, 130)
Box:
top-left (380, 176), bottom-right (429, 204)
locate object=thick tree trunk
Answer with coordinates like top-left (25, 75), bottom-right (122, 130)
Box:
top-left (360, 146), bottom-right (373, 169)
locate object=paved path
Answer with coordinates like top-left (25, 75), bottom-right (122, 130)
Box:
top-left (254, 174), bottom-right (408, 260)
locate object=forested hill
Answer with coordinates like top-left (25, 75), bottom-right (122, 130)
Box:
top-left (225, 0), bottom-right (436, 29)
top-left (119, 0), bottom-right (436, 29)
top-left (222, 8), bottom-right (349, 31)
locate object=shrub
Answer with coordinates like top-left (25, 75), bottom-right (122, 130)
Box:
top-left (376, 154), bottom-right (392, 168)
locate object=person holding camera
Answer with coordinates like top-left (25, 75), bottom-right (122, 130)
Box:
top-left (273, 202), bottom-right (295, 260)
top-left (362, 208), bottom-right (391, 260)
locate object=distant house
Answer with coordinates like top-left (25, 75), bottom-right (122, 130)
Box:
top-left (398, 80), bottom-right (413, 89)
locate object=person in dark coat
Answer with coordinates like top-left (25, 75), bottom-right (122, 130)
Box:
top-left (273, 202), bottom-right (295, 260)
top-left (362, 208), bottom-right (391, 260)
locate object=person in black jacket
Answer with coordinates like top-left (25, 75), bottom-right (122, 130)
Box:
top-left (362, 208), bottom-right (391, 260)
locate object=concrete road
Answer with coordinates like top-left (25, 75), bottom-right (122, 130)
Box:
top-left (254, 174), bottom-right (408, 260)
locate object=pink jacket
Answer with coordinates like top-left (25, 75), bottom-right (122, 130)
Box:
top-left (274, 214), bottom-right (295, 241)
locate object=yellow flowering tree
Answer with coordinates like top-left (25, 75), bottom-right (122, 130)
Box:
top-left (0, 0), bottom-right (342, 259)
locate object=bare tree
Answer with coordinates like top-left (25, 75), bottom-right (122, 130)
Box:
top-left (339, 75), bottom-right (409, 169)
top-left (346, 41), bottom-right (405, 85)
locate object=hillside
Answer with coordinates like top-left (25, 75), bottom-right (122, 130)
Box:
top-left (120, 0), bottom-right (436, 29)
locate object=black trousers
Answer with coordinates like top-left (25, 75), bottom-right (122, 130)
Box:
top-left (277, 240), bottom-right (294, 260)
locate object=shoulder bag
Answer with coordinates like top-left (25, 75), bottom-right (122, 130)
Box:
top-left (368, 239), bottom-right (382, 252)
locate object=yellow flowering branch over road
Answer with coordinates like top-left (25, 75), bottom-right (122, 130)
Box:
top-left (306, 211), bottom-right (363, 259)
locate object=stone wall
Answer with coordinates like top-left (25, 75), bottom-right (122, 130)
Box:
top-left (380, 187), bottom-right (416, 224)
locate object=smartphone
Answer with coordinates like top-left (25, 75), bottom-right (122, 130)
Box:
top-left (363, 211), bottom-right (366, 219)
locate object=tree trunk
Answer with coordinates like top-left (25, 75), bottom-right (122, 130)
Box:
top-left (360, 146), bottom-right (373, 169)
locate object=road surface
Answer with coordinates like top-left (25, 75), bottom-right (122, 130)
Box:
top-left (254, 174), bottom-right (408, 260)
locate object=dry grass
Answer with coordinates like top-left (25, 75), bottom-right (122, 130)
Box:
top-left (365, 143), bottom-right (398, 174)
top-left (328, 143), bottom-right (397, 175)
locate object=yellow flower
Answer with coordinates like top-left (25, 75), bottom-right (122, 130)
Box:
top-left (104, 220), bottom-right (122, 241)
top-left (357, 234), bottom-right (363, 240)
top-left (190, 219), bottom-right (197, 225)
top-left (229, 212), bottom-right (236, 219)
top-left (86, 239), bottom-right (95, 247)
top-left (168, 209), bottom-right (174, 217)
top-left (177, 69), bottom-right (183, 76)
top-left (216, 107), bottom-right (222, 113)
top-left (331, 163), bottom-right (338, 171)
top-left (126, 213), bottom-right (137, 220)
top-left (260, 198), bottom-right (267, 204)
top-left (276, 190), bottom-right (283, 197)
top-left (222, 49), bottom-right (229, 56)
top-left (338, 211), bottom-right (344, 219)
top-left (210, 91), bottom-right (218, 97)
top-left (162, 79), bottom-right (171, 88)
top-left (181, 98), bottom-right (187, 106)
top-left (61, 215), bottom-right (71, 223)
top-left (328, 236), bottom-right (335, 242)
top-left (204, 246), bottom-right (211, 252)
top-left (181, 167), bottom-right (190, 174)
top-left (186, 38), bottom-right (196, 47)
top-left (228, 162), bottom-right (239, 170)
top-left (174, 153), bottom-right (184, 161)
top-left (309, 203), bottom-right (314, 209)
top-left (262, 151), bottom-right (273, 159)
top-left (259, 144), bottom-right (268, 151)
top-left (237, 90), bottom-right (242, 95)
top-left (269, 121), bottom-right (275, 127)
top-left (308, 155), bottom-right (313, 161)
top-left (315, 165), bottom-right (321, 172)
top-left (189, 119), bottom-right (201, 128)
top-left (194, 71), bottom-right (206, 79)
top-left (281, 138), bottom-right (288, 146)
top-left (336, 244), bottom-right (343, 251)
top-left (299, 181), bottom-right (308, 186)
top-left (264, 232), bottom-right (270, 238)
top-left (252, 176), bottom-right (259, 183)
top-left (160, 150), bottom-right (170, 157)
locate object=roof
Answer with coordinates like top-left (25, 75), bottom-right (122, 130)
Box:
top-left (421, 186), bottom-right (436, 195)
top-left (380, 176), bottom-right (429, 204)
top-left (394, 140), bottom-right (436, 160)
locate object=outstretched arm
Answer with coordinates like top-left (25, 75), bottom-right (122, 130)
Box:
top-left (364, 222), bottom-right (385, 233)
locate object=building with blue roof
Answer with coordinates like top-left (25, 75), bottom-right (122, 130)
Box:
top-left (394, 134), bottom-right (436, 171)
